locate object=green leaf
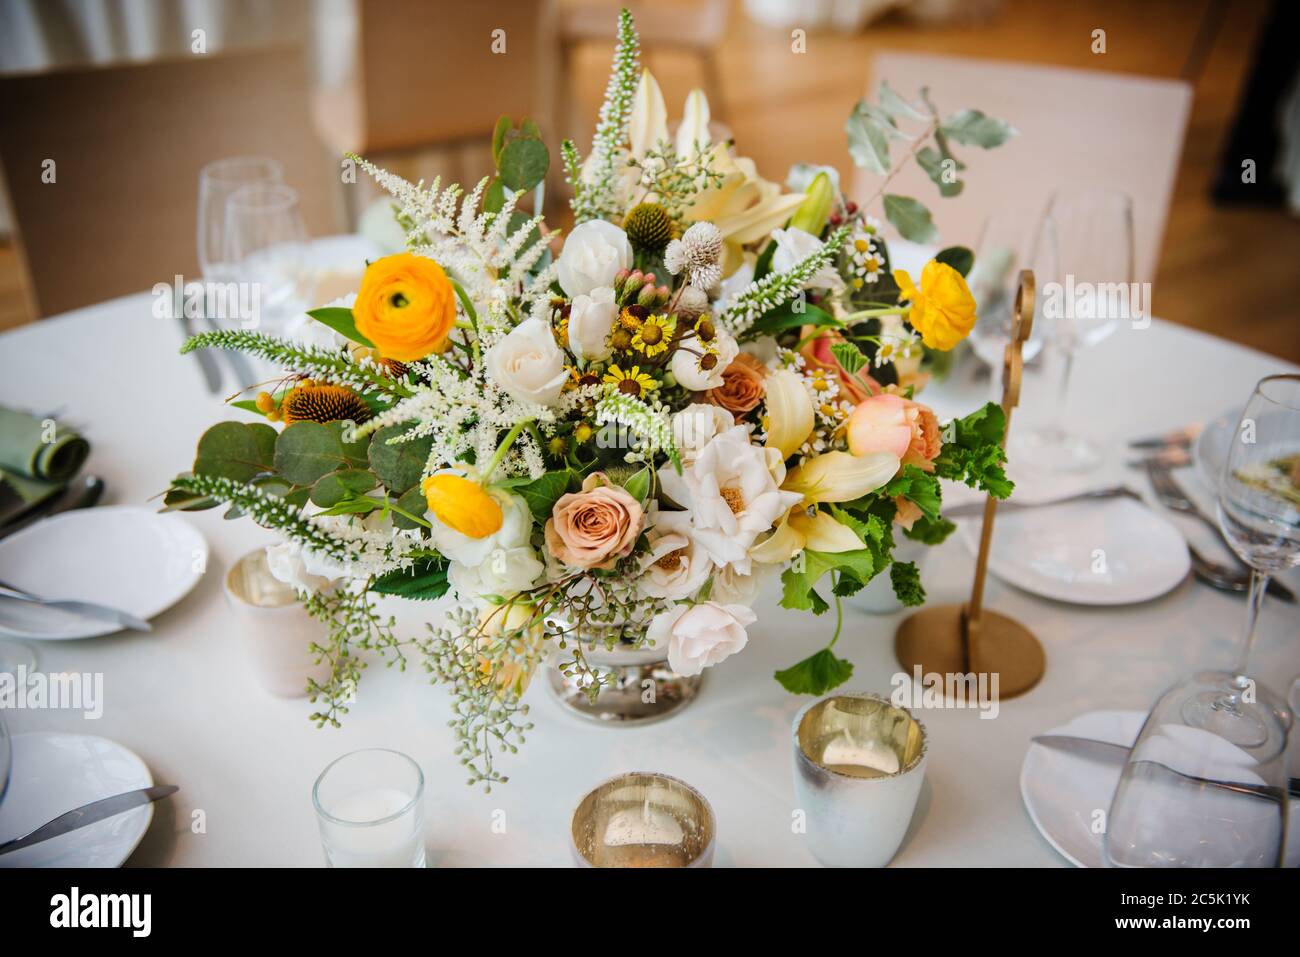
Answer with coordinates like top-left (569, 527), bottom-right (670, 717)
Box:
top-left (753, 238), bottom-right (778, 281)
top-left (884, 465), bottom-right (942, 520)
top-left (775, 647), bottom-right (855, 696)
top-left (902, 514), bottom-right (956, 546)
top-left (830, 341), bottom-right (867, 375)
top-left (163, 474), bottom-right (218, 512)
top-left (230, 399), bottom-right (266, 416)
top-left (748, 302), bottom-right (839, 337)
top-left (890, 560), bottom-right (926, 607)
top-left (846, 102), bottom-right (892, 175)
top-left (368, 424), bottom-right (435, 493)
top-left (483, 176), bottom-right (506, 215)
top-left (879, 80), bottom-right (927, 121)
top-left (622, 466), bottom-right (651, 503)
top-left (941, 109), bottom-right (1016, 149)
top-left (274, 421), bottom-right (349, 486)
top-left (883, 194), bottom-right (938, 244)
top-left (491, 115), bottom-right (512, 165)
top-left (499, 469), bottom-right (574, 524)
top-left (781, 548), bottom-right (881, 614)
top-left (934, 245), bottom-right (974, 277)
top-left (932, 402), bottom-right (1013, 499)
top-left (306, 307), bottom-right (374, 348)
top-left (916, 146), bottom-right (963, 198)
top-left (497, 137), bottom-right (549, 192)
top-left (310, 469), bottom-right (378, 508)
top-left (390, 485), bottom-right (429, 530)
top-left (314, 497), bottom-right (382, 516)
top-left (194, 421), bottom-right (277, 482)
top-left (370, 558), bottom-right (448, 601)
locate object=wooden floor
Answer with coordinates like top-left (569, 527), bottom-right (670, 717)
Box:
top-left (3, 0), bottom-right (1297, 361)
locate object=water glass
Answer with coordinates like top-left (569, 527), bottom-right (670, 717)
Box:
top-left (196, 156), bottom-right (283, 281)
top-left (223, 182), bottom-right (314, 335)
top-left (313, 749), bottom-right (426, 868)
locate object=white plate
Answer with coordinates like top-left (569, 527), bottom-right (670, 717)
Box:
top-left (0, 505), bottom-right (207, 640)
top-left (1021, 710), bottom-right (1300, 867)
top-left (0, 732), bottom-right (155, 867)
top-left (959, 496), bottom-right (1189, 605)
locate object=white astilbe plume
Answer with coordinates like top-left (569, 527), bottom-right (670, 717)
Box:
top-left (665, 222), bottom-right (723, 291)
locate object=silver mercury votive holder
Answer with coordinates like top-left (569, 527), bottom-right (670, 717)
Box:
top-left (570, 772), bottom-right (716, 867)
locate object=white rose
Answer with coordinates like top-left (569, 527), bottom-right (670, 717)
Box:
top-left (670, 403), bottom-right (734, 463)
top-left (670, 328), bottom-right (738, 392)
top-left (485, 317), bottom-right (569, 407)
top-left (264, 541), bottom-right (339, 597)
top-left (567, 285), bottom-right (617, 361)
top-left (648, 601), bottom-right (757, 676)
top-left (771, 227), bottom-right (843, 292)
top-left (427, 478), bottom-right (532, 567)
top-left (556, 220), bottom-right (633, 298)
top-left (712, 260), bottom-right (755, 310)
top-left (638, 510), bottom-right (713, 600)
top-left (657, 423), bottom-right (803, 573)
top-left (709, 562), bottom-right (770, 605)
top-left (448, 544), bottom-right (544, 601)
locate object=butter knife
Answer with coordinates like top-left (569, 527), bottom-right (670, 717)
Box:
top-left (0, 785), bottom-right (178, 856)
top-left (1033, 734), bottom-right (1300, 799)
top-left (0, 579), bottom-right (151, 632)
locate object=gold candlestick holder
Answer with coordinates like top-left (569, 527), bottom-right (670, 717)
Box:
top-left (894, 270), bottom-right (1045, 699)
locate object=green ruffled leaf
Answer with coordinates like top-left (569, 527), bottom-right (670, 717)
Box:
top-left (774, 647), bottom-right (855, 696)
top-left (933, 402), bottom-right (1013, 499)
top-left (902, 514), bottom-right (957, 546)
top-left (890, 560), bottom-right (926, 607)
top-left (884, 465), bottom-right (942, 520)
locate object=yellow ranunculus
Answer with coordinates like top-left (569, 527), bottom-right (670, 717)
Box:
top-left (893, 260), bottom-right (978, 351)
top-left (782, 450), bottom-right (900, 504)
top-left (422, 474), bottom-right (503, 539)
top-left (354, 252), bottom-right (457, 361)
top-left (763, 368), bottom-right (815, 460)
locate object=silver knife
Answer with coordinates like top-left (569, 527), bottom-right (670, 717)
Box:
top-left (1033, 734), bottom-right (1300, 799)
top-left (0, 785), bottom-right (178, 856)
top-left (0, 579), bottom-right (151, 632)
top-left (0, 475), bottom-right (104, 543)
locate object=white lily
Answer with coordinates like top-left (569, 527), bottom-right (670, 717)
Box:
top-left (676, 89), bottom-right (712, 158)
top-left (751, 506), bottom-right (865, 564)
top-left (628, 69), bottom-right (669, 161)
top-left (763, 367), bottom-right (816, 460)
top-left (782, 451), bottom-right (900, 504)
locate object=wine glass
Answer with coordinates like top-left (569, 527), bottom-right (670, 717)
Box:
top-left (223, 182), bottom-right (315, 337)
top-left (1104, 374), bottom-right (1300, 867)
top-left (1016, 189), bottom-right (1134, 473)
top-left (196, 156), bottom-right (283, 284)
top-left (967, 207), bottom-right (1052, 403)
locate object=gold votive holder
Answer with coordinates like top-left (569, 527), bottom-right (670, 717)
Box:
top-left (792, 692), bottom-right (928, 867)
top-left (570, 772), bottom-right (716, 868)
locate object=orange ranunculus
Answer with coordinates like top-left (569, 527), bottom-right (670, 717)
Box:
top-left (893, 260), bottom-right (977, 351)
top-left (422, 474), bottom-right (503, 539)
top-left (354, 252), bottom-right (457, 361)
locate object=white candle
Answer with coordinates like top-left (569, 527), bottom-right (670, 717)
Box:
top-left (320, 788), bottom-right (425, 868)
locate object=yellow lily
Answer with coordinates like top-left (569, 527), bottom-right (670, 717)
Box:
top-left (782, 451), bottom-right (900, 504)
top-left (763, 367), bottom-right (816, 460)
top-left (685, 145), bottom-right (805, 273)
top-left (751, 505), bottom-right (865, 563)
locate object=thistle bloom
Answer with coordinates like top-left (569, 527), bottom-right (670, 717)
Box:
top-left (893, 260), bottom-right (977, 351)
top-left (353, 253), bottom-right (457, 361)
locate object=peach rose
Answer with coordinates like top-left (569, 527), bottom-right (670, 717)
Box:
top-left (704, 352), bottom-right (768, 414)
top-left (848, 392), bottom-right (942, 472)
top-left (899, 396), bottom-right (942, 472)
top-left (544, 472), bottom-right (645, 569)
top-left (800, 328), bottom-right (882, 405)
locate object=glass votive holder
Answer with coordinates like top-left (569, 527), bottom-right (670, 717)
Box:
top-left (312, 748), bottom-right (427, 868)
top-left (570, 772), bottom-right (716, 868)
top-left (224, 548), bottom-right (332, 697)
top-left (792, 692), bottom-right (928, 868)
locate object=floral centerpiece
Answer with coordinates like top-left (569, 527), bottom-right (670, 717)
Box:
top-left (166, 9), bottom-right (1014, 787)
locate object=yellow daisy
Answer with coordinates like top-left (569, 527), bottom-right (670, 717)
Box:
top-left (631, 313), bottom-right (675, 358)
top-left (603, 363), bottom-right (658, 397)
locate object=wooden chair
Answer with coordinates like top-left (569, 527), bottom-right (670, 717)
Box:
top-left (0, 47), bottom-right (340, 318)
top-left (855, 52), bottom-right (1193, 283)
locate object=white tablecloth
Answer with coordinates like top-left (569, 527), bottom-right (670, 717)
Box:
top-left (1, 265), bottom-right (1298, 867)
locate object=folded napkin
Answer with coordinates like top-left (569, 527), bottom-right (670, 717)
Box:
top-left (0, 405), bottom-right (90, 507)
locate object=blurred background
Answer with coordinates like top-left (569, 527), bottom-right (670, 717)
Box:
top-left (0, 0), bottom-right (1297, 360)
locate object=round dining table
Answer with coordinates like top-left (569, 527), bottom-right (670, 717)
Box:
top-left (1, 237), bottom-right (1297, 867)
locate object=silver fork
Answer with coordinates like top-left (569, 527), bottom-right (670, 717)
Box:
top-left (944, 485), bottom-right (1142, 519)
top-left (1144, 461), bottom-right (1295, 603)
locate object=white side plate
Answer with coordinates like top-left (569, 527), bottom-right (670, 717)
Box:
top-left (0, 505), bottom-right (207, 640)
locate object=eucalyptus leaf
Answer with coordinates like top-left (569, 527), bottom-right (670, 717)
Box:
top-left (883, 194), bottom-right (938, 244)
top-left (491, 115), bottom-right (512, 165)
top-left (194, 421), bottom-right (277, 482)
top-left (274, 421), bottom-right (348, 486)
top-left (879, 80), bottom-right (927, 121)
top-left (368, 423), bottom-right (435, 493)
top-left (845, 102), bottom-right (891, 175)
top-left (498, 137), bottom-right (549, 192)
top-left (310, 469), bottom-right (378, 508)
top-left (390, 485), bottom-right (430, 530)
top-left (916, 146), bottom-right (963, 198)
top-left (940, 109), bottom-right (1017, 149)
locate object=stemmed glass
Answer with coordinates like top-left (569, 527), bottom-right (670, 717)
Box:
top-left (0, 709), bottom-right (10, 806)
top-left (1016, 189), bottom-right (1134, 474)
top-left (197, 156), bottom-right (283, 285)
top-left (967, 207), bottom-right (1052, 403)
top-left (223, 182), bottom-right (315, 337)
top-left (1104, 375), bottom-right (1300, 867)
